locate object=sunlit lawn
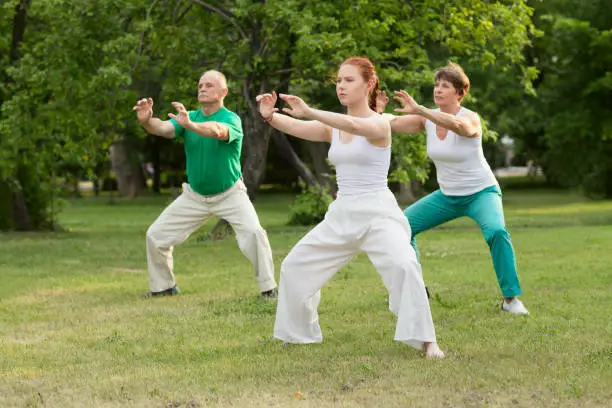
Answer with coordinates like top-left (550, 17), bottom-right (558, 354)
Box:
top-left (1, 184), bottom-right (611, 407)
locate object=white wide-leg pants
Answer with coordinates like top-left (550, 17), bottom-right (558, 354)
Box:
top-left (274, 189), bottom-right (436, 350)
top-left (146, 179), bottom-right (277, 293)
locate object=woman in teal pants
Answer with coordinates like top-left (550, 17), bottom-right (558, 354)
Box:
top-left (378, 63), bottom-right (529, 315)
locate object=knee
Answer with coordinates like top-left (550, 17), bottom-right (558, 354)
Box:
top-left (396, 258), bottom-right (420, 276)
top-left (279, 251), bottom-right (309, 291)
top-left (246, 224), bottom-right (265, 237)
top-left (280, 252), bottom-right (298, 278)
top-left (146, 222), bottom-right (166, 247)
top-left (484, 225), bottom-right (509, 244)
top-left (146, 224), bottom-right (158, 243)
top-left (403, 214), bottom-right (420, 239)
top-left (237, 223), bottom-right (267, 245)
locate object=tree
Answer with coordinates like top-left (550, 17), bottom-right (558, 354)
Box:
top-left (495, 0), bottom-right (612, 197)
top-left (0, 0), bottom-right (537, 230)
top-left (0, 0), bottom-right (40, 231)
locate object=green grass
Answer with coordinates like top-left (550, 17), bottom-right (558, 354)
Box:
top-left (1, 188), bottom-right (611, 407)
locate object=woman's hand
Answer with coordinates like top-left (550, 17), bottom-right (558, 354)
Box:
top-left (255, 91), bottom-right (279, 120)
top-left (393, 90), bottom-right (421, 115)
top-left (376, 90), bottom-right (389, 114)
top-left (279, 93), bottom-right (313, 119)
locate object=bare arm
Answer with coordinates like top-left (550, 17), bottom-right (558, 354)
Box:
top-left (266, 113), bottom-right (331, 142)
top-left (276, 93), bottom-right (389, 141)
top-left (415, 106), bottom-right (481, 138)
top-left (184, 121), bottom-right (229, 141)
top-left (133, 98), bottom-right (175, 139)
top-left (141, 118), bottom-right (176, 139)
top-left (374, 91), bottom-right (424, 135)
top-left (387, 114), bottom-right (425, 134)
top-left (168, 102), bottom-right (232, 141)
top-left (256, 91), bottom-right (331, 142)
top-left (306, 108), bottom-right (390, 141)
top-left (394, 90), bottom-right (481, 138)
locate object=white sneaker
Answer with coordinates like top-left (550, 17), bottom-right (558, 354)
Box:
top-left (501, 298), bottom-right (530, 315)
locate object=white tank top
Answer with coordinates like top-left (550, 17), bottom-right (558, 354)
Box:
top-left (328, 128), bottom-right (391, 196)
top-left (426, 107), bottom-right (498, 196)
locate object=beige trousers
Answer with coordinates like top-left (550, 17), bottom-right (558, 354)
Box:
top-left (273, 189), bottom-right (437, 351)
top-left (146, 179), bottom-right (277, 293)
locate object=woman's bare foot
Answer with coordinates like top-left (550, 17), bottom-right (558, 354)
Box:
top-left (424, 342), bottom-right (445, 359)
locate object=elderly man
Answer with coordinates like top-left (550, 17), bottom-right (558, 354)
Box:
top-left (133, 70), bottom-right (277, 298)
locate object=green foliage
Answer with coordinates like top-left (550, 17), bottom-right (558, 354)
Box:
top-left (288, 182), bottom-right (334, 226)
top-left (0, 0), bottom-right (538, 229)
top-left (490, 0), bottom-right (612, 197)
top-left (388, 133), bottom-right (429, 185)
top-left (536, 9), bottom-right (612, 197)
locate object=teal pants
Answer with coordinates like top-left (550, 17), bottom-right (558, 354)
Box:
top-left (403, 185), bottom-right (522, 298)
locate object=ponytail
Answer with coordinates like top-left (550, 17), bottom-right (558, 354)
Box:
top-left (368, 76), bottom-right (380, 111)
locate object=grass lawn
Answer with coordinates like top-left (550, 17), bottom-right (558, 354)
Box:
top-left (1, 186), bottom-right (611, 407)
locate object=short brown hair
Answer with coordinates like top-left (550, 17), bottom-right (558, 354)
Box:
top-left (434, 63), bottom-right (470, 98)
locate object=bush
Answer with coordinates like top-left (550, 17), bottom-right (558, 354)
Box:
top-left (0, 163), bottom-right (62, 231)
top-left (288, 182), bottom-right (334, 226)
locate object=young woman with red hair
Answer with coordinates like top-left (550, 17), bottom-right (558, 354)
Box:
top-left (256, 57), bottom-right (444, 358)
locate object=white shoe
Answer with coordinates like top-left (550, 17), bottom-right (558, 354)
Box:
top-left (501, 298), bottom-right (530, 315)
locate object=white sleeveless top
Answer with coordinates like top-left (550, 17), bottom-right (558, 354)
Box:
top-left (328, 128), bottom-right (391, 196)
top-left (426, 107), bottom-right (498, 196)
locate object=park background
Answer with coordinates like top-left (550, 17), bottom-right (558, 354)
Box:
top-left (1, 0), bottom-right (611, 407)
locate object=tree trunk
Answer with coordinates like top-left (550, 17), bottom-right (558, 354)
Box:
top-left (241, 111), bottom-right (272, 200)
top-left (71, 175), bottom-right (81, 198)
top-left (2, 0), bottom-right (33, 230)
top-left (271, 131), bottom-right (318, 187)
top-left (268, 38), bottom-right (320, 190)
top-left (109, 140), bottom-right (146, 198)
top-left (134, 76), bottom-right (164, 194)
top-left (397, 180), bottom-right (423, 205)
top-left (9, 0), bottom-right (31, 64)
top-left (92, 176), bottom-right (100, 196)
top-left (307, 141), bottom-right (335, 188)
top-left (210, 218), bottom-right (234, 241)
top-left (398, 181), bottom-right (416, 204)
top-left (0, 182), bottom-right (12, 231)
top-left (151, 137), bottom-right (161, 194)
top-left (11, 189), bottom-right (33, 231)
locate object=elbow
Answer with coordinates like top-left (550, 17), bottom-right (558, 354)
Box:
top-left (455, 122), bottom-right (477, 138)
top-left (215, 125), bottom-right (229, 140)
top-left (389, 119), bottom-right (401, 135)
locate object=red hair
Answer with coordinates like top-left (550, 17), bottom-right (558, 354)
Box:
top-left (340, 57), bottom-right (380, 111)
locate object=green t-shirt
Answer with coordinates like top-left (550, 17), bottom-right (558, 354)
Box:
top-left (169, 107), bottom-right (243, 195)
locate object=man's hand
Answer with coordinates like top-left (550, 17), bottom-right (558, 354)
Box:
top-left (168, 102), bottom-right (192, 128)
top-left (132, 98), bottom-right (154, 123)
top-left (208, 122), bottom-right (229, 140)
